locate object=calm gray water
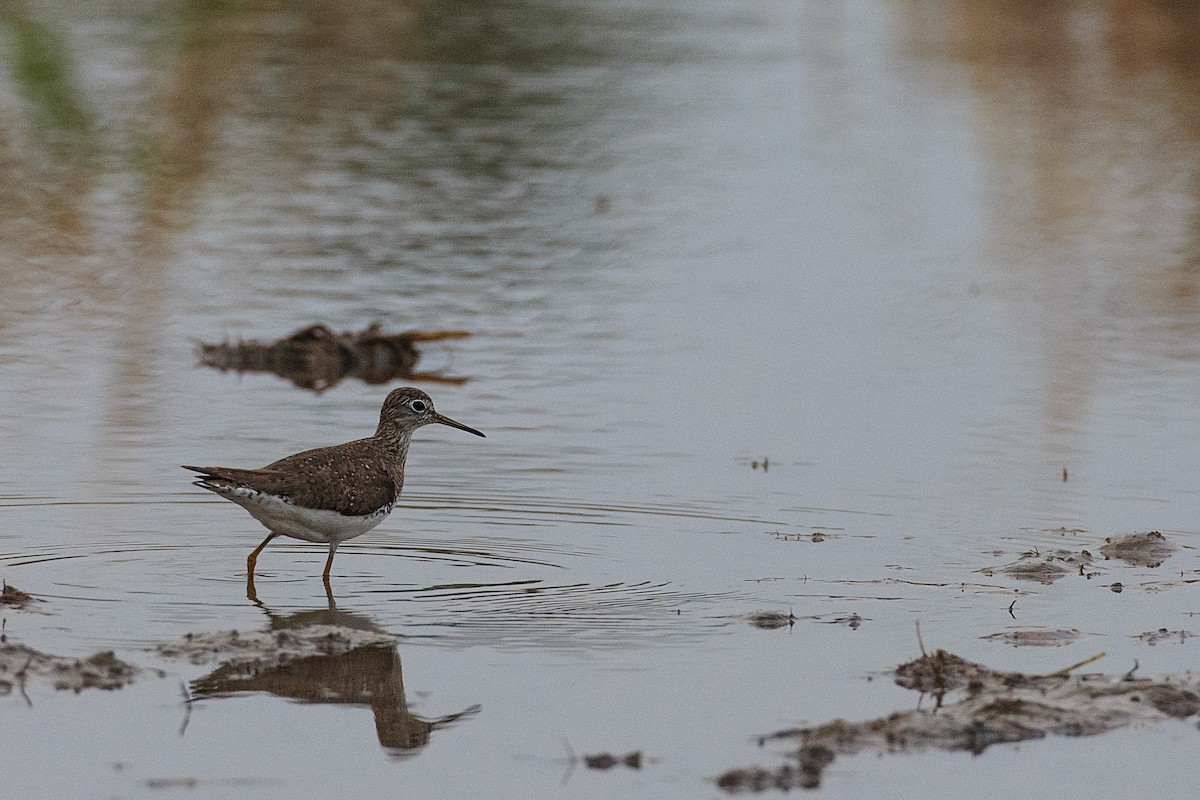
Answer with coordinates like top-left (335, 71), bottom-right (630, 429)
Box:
top-left (3, 1), bottom-right (1200, 797)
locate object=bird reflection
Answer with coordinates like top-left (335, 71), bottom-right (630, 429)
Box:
top-left (187, 597), bottom-right (478, 757)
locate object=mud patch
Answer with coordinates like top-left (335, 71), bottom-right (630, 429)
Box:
top-left (737, 611), bottom-right (863, 630)
top-left (770, 531), bottom-right (841, 543)
top-left (583, 751), bottom-right (643, 770)
top-left (981, 532), bottom-right (1182, 587)
top-left (717, 649), bottom-right (1200, 792)
top-left (197, 323), bottom-right (469, 391)
top-left (982, 548), bottom-right (1092, 584)
top-left (742, 611), bottom-right (797, 630)
top-left (156, 624), bottom-right (398, 666)
top-left (1100, 531), bottom-right (1178, 568)
top-left (1137, 628), bottom-right (1196, 646)
top-left (0, 644), bottom-right (139, 693)
top-left (1, 581), bottom-right (34, 608)
top-left (981, 629), bottom-right (1080, 647)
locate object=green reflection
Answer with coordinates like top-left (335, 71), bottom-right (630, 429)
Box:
top-left (5, 15), bottom-right (90, 134)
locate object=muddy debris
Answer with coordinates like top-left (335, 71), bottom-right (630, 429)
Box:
top-left (1137, 628), bottom-right (1196, 646)
top-left (197, 323), bottom-right (469, 391)
top-left (583, 751), bottom-right (643, 770)
top-left (0, 643), bottom-right (139, 693)
top-left (1099, 531), bottom-right (1178, 568)
top-left (718, 746), bottom-right (832, 792)
top-left (744, 611), bottom-right (797, 630)
top-left (981, 629), bottom-right (1080, 647)
top-left (982, 532), bottom-right (1182, 586)
top-left (770, 531), bottom-right (834, 543)
top-left (983, 546), bottom-right (1104, 584)
top-left (717, 649), bottom-right (1200, 792)
top-left (1, 581), bottom-right (34, 608)
top-left (156, 623), bottom-right (399, 666)
top-left (737, 611), bottom-right (863, 630)
top-left (985, 549), bottom-right (1085, 584)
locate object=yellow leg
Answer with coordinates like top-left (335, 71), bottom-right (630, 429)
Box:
top-left (321, 542), bottom-right (340, 600)
top-left (246, 532), bottom-right (278, 602)
top-left (247, 532), bottom-right (279, 578)
top-left (322, 541), bottom-right (339, 580)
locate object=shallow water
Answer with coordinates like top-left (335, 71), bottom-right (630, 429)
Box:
top-left (3, 0), bottom-right (1200, 797)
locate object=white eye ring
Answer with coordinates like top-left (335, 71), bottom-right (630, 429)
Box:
top-left (409, 399), bottom-right (428, 413)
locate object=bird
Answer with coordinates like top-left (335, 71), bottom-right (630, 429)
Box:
top-left (184, 387), bottom-right (483, 590)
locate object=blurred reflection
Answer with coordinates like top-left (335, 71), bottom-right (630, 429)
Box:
top-left (0, 1), bottom-right (94, 263)
top-left (198, 323), bottom-right (469, 392)
top-left (188, 599), bottom-right (478, 757)
top-left (896, 0), bottom-right (1200, 347)
top-left (884, 0), bottom-right (1200, 521)
top-left (0, 0), bottom-right (625, 467)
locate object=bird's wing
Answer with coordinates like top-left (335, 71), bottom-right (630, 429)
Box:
top-left (182, 441), bottom-right (397, 517)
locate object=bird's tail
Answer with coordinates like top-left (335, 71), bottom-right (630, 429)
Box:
top-left (182, 465), bottom-right (237, 493)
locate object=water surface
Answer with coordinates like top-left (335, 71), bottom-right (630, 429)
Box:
top-left (3, 1), bottom-right (1200, 798)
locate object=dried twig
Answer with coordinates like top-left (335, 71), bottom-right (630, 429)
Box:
top-left (1045, 652), bottom-right (1106, 677)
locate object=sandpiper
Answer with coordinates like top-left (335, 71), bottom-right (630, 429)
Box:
top-left (184, 387), bottom-right (483, 588)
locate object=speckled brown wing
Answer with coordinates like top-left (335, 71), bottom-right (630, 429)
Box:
top-left (183, 438), bottom-right (398, 517)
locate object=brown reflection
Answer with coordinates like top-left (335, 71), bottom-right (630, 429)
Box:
top-left (0, 0), bottom-right (427, 471)
top-left (894, 0), bottom-right (1200, 345)
top-left (875, 1), bottom-right (1200, 521)
top-left (198, 323), bottom-right (469, 392)
top-left (188, 601), bottom-right (478, 757)
top-left (0, 0), bottom-right (620, 477)
top-left (0, 1), bottom-right (96, 270)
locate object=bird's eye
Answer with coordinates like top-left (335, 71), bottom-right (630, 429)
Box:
top-left (409, 399), bottom-right (428, 413)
